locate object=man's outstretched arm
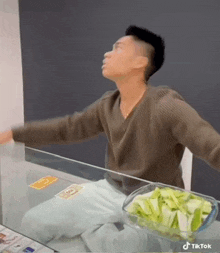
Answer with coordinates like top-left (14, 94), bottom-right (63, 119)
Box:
top-left (0, 92), bottom-right (110, 147)
top-left (158, 90), bottom-right (220, 171)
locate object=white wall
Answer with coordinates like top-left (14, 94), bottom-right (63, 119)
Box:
top-left (0, 0), bottom-right (25, 224)
top-left (0, 0), bottom-right (24, 155)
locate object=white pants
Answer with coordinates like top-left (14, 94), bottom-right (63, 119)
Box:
top-left (20, 179), bottom-right (164, 252)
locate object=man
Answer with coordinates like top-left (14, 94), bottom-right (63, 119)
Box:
top-left (0, 25), bottom-right (220, 252)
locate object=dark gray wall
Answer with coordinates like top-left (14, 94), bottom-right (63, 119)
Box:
top-left (19, 0), bottom-right (220, 200)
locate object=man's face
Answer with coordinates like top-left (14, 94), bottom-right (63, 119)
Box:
top-left (102, 36), bottom-right (147, 82)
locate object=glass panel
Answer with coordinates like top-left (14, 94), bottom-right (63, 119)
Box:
top-left (0, 144), bottom-right (220, 253)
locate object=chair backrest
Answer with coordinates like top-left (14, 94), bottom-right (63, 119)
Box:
top-left (180, 147), bottom-right (193, 191)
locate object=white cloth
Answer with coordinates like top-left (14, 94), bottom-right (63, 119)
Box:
top-left (19, 179), bottom-right (125, 241)
top-left (19, 179), bottom-right (164, 252)
top-left (81, 222), bottom-right (165, 252)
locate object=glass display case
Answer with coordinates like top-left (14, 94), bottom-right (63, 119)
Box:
top-left (0, 143), bottom-right (220, 252)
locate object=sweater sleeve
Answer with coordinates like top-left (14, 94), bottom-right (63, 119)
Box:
top-left (158, 90), bottom-right (220, 171)
top-left (11, 92), bottom-right (110, 147)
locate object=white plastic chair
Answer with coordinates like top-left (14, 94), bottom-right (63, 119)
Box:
top-left (180, 147), bottom-right (193, 191)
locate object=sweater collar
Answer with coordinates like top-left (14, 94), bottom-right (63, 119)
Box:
top-left (117, 84), bottom-right (153, 121)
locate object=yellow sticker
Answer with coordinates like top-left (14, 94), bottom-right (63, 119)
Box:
top-left (29, 176), bottom-right (58, 190)
top-left (55, 184), bottom-right (85, 200)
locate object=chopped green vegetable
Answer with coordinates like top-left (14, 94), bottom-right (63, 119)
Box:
top-left (151, 187), bottom-right (161, 199)
top-left (164, 198), bottom-right (178, 209)
top-left (149, 198), bottom-right (160, 216)
top-left (177, 210), bottom-right (188, 239)
top-left (160, 187), bottom-right (171, 198)
top-left (161, 204), bottom-right (172, 226)
top-left (186, 199), bottom-right (202, 214)
top-left (126, 186), bottom-right (213, 240)
top-left (191, 207), bottom-right (202, 231)
top-left (203, 200), bottom-right (212, 214)
top-left (172, 212), bottom-right (179, 229)
top-left (135, 199), bottom-right (152, 215)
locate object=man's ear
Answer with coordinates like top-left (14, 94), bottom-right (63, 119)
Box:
top-left (135, 56), bottom-right (149, 69)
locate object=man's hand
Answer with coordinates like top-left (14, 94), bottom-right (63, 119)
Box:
top-left (0, 130), bottom-right (13, 145)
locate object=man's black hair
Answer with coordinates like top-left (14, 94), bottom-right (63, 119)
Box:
top-left (125, 25), bottom-right (165, 80)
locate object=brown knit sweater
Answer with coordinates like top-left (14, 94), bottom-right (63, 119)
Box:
top-left (12, 84), bottom-right (220, 195)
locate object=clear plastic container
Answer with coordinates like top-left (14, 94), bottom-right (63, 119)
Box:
top-left (122, 182), bottom-right (218, 243)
